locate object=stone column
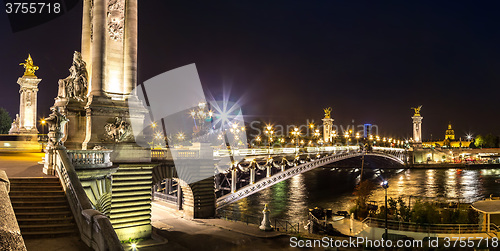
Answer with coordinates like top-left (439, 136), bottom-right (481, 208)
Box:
top-left (250, 168), bottom-right (255, 184)
top-left (89, 0), bottom-right (106, 97)
top-left (124, 0), bottom-right (138, 95)
top-left (15, 76), bottom-right (41, 135)
top-left (412, 116), bottom-right (423, 143)
top-left (322, 117), bottom-right (334, 144)
top-left (81, 0), bottom-right (92, 90)
top-left (231, 169), bottom-right (237, 193)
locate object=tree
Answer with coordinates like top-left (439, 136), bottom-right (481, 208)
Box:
top-left (0, 108), bottom-right (12, 134)
top-left (350, 180), bottom-right (374, 219)
top-left (474, 135), bottom-right (484, 148)
top-left (483, 134), bottom-right (499, 148)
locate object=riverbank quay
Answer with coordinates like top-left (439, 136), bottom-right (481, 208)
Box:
top-left (151, 201), bottom-right (365, 250)
top-left (411, 163), bottom-right (500, 169)
top-left (331, 216), bottom-right (498, 249)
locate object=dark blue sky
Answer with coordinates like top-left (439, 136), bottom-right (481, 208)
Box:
top-left (1, 1), bottom-right (499, 140)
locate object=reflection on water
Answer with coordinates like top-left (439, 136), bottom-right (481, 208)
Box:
top-left (223, 168), bottom-right (500, 225)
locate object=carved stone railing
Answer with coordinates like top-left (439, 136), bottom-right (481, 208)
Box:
top-left (53, 150), bottom-right (122, 251)
top-left (0, 170), bottom-right (27, 250)
top-left (151, 148), bottom-right (199, 160)
top-left (67, 150), bottom-right (113, 168)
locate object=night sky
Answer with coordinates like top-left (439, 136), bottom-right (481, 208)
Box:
top-left (1, 1), bottom-right (499, 140)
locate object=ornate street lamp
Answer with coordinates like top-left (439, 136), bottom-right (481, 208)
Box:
top-left (381, 180), bottom-right (389, 239)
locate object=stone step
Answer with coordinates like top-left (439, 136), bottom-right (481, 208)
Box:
top-left (9, 190), bottom-right (65, 196)
top-left (110, 204), bottom-right (151, 213)
top-left (112, 175), bottom-right (153, 181)
top-left (112, 185), bottom-right (151, 192)
top-left (110, 199), bottom-right (152, 209)
top-left (111, 195), bottom-right (151, 203)
top-left (17, 216), bottom-right (74, 225)
top-left (109, 209), bottom-right (151, 220)
top-left (8, 186), bottom-right (63, 191)
top-left (10, 195), bottom-right (67, 203)
top-left (9, 177), bottom-right (78, 239)
top-left (110, 214), bottom-right (151, 224)
top-left (20, 229), bottom-right (77, 238)
top-left (111, 170), bottom-right (152, 176)
top-left (110, 190), bottom-right (151, 197)
top-left (12, 205), bottom-right (70, 212)
top-left (9, 178), bottom-right (60, 184)
top-left (14, 211), bottom-right (73, 218)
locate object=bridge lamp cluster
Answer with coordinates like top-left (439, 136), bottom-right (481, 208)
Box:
top-left (313, 129), bottom-right (320, 138)
top-left (176, 132), bottom-right (185, 141)
top-left (381, 180), bottom-right (389, 189)
top-left (255, 136), bottom-right (261, 143)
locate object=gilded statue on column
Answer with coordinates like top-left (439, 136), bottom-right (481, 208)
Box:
top-left (19, 54), bottom-right (39, 77)
top-left (323, 107), bottom-right (332, 119)
top-left (411, 105), bottom-right (422, 116)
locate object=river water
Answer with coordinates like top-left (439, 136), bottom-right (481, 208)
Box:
top-left (222, 168), bottom-right (500, 225)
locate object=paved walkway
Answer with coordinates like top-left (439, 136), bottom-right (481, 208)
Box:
top-left (140, 201), bottom-right (300, 251)
top-left (0, 152), bottom-right (47, 178)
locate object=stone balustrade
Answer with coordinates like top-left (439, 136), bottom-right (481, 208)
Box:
top-left (54, 150), bottom-right (122, 251)
top-left (67, 150), bottom-right (113, 169)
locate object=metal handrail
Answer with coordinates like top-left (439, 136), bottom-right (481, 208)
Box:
top-left (364, 217), bottom-right (490, 234)
top-left (218, 210), bottom-right (300, 233)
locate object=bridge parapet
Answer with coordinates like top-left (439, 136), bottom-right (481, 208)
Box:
top-left (67, 149), bottom-right (113, 168)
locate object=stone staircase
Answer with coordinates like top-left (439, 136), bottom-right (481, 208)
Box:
top-left (110, 164), bottom-right (153, 239)
top-left (9, 177), bottom-right (78, 238)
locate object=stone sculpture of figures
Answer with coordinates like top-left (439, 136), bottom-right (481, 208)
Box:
top-left (411, 105), bottom-right (422, 116)
top-left (323, 107), bottom-right (332, 119)
top-left (105, 117), bottom-right (132, 142)
top-left (45, 107), bottom-right (69, 148)
top-left (57, 51), bottom-right (88, 102)
top-left (9, 114), bottom-right (20, 134)
top-left (19, 54), bottom-right (39, 77)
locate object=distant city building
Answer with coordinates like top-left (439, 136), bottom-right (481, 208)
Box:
top-left (422, 123), bottom-right (470, 148)
top-left (363, 124), bottom-right (372, 138)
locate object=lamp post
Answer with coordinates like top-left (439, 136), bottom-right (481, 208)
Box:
top-left (264, 125), bottom-right (274, 149)
top-left (381, 180), bottom-right (389, 240)
top-left (291, 127), bottom-right (300, 148)
top-left (40, 119), bottom-right (46, 135)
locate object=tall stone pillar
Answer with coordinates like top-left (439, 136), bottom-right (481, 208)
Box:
top-left (322, 107), bottom-right (334, 144)
top-left (411, 106), bottom-right (423, 146)
top-left (11, 55), bottom-right (41, 135)
top-left (80, 0), bottom-right (149, 162)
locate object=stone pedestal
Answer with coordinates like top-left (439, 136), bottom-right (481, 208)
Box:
top-left (81, 95), bottom-right (149, 163)
top-left (53, 98), bottom-right (87, 149)
top-left (412, 116), bottom-right (423, 144)
top-left (322, 117), bottom-right (334, 143)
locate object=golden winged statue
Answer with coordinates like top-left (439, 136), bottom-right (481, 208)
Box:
top-left (323, 107), bottom-right (332, 119)
top-left (411, 105), bottom-right (422, 116)
top-left (19, 54), bottom-right (39, 77)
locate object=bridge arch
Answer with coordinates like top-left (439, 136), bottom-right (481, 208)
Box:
top-left (216, 148), bottom-right (407, 208)
top-left (152, 163), bottom-right (215, 218)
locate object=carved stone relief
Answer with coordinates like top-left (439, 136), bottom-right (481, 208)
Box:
top-left (107, 0), bottom-right (125, 41)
